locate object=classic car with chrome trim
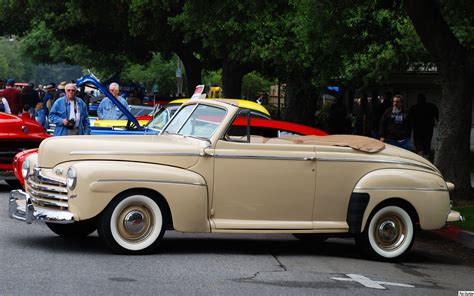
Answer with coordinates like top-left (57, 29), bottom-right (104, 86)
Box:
top-left (0, 112), bottom-right (50, 187)
top-left (9, 99), bottom-right (463, 261)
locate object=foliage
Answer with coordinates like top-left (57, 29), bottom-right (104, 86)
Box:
top-left (291, 0), bottom-right (428, 90)
top-left (241, 72), bottom-right (274, 99)
top-left (0, 37), bottom-right (27, 79)
top-left (453, 206), bottom-right (474, 231)
top-left (121, 53), bottom-right (177, 96)
top-left (202, 70), bottom-right (221, 88)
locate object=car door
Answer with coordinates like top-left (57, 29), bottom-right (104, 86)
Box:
top-left (211, 139), bottom-right (317, 230)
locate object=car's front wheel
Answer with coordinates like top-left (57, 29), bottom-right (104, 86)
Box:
top-left (356, 205), bottom-right (414, 261)
top-left (46, 219), bottom-right (96, 237)
top-left (97, 192), bottom-right (166, 254)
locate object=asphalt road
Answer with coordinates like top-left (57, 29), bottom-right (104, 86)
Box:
top-left (1, 181), bottom-right (473, 295)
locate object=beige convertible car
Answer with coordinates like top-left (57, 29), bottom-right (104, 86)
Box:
top-left (10, 99), bottom-right (463, 261)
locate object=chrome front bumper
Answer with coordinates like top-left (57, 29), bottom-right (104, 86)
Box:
top-left (9, 190), bottom-right (75, 224)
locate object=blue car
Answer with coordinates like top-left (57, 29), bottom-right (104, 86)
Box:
top-left (76, 74), bottom-right (156, 135)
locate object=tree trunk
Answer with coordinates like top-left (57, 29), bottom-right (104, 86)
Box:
top-left (435, 72), bottom-right (473, 201)
top-left (221, 59), bottom-right (251, 99)
top-left (405, 0), bottom-right (474, 201)
top-left (283, 69), bottom-right (318, 126)
top-left (175, 48), bottom-right (202, 96)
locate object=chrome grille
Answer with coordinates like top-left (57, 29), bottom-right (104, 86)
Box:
top-left (26, 168), bottom-right (68, 211)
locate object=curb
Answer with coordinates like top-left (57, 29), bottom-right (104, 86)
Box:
top-left (432, 224), bottom-right (474, 249)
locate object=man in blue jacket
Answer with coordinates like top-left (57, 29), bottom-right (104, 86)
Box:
top-left (49, 83), bottom-right (90, 136)
top-left (97, 82), bottom-right (129, 120)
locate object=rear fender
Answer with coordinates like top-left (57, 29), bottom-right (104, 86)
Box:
top-left (353, 169), bottom-right (450, 231)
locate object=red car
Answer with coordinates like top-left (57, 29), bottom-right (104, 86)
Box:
top-left (230, 117), bottom-right (327, 137)
top-left (0, 112), bottom-right (50, 187)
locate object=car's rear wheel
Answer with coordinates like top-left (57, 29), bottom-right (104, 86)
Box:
top-left (97, 192), bottom-right (166, 254)
top-left (292, 233), bottom-right (329, 243)
top-left (46, 219), bottom-right (96, 237)
top-left (356, 205), bottom-right (414, 261)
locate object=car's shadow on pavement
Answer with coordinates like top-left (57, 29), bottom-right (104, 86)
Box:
top-left (11, 231), bottom-right (474, 266)
top-left (0, 182), bottom-right (18, 192)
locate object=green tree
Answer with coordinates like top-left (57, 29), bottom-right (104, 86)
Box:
top-left (121, 53), bottom-right (177, 96)
top-left (294, 0), bottom-right (473, 200)
top-left (169, 0), bottom-right (291, 98)
top-left (0, 37), bottom-right (30, 80)
top-left (405, 0), bottom-right (474, 200)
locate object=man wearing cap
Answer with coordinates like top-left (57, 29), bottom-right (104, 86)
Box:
top-left (42, 83), bottom-right (56, 113)
top-left (34, 83), bottom-right (56, 130)
top-left (0, 79), bottom-right (21, 115)
top-left (49, 83), bottom-right (90, 136)
top-left (57, 81), bottom-right (66, 98)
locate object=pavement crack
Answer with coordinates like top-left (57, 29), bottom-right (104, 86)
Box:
top-left (270, 251), bottom-right (288, 272)
top-left (239, 271), bottom-right (261, 281)
top-left (232, 251), bottom-right (288, 283)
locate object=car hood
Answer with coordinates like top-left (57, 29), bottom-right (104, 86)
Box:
top-left (0, 112), bottom-right (49, 139)
top-left (38, 135), bottom-right (208, 169)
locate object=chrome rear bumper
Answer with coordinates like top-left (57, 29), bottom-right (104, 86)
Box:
top-left (9, 190), bottom-right (75, 224)
top-left (447, 210), bottom-right (464, 223)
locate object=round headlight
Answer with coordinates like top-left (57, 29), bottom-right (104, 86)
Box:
top-left (66, 167), bottom-right (77, 190)
top-left (22, 159), bottom-right (30, 179)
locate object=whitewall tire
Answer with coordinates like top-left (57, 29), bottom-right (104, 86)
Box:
top-left (98, 193), bottom-right (166, 254)
top-left (356, 205), bottom-right (414, 261)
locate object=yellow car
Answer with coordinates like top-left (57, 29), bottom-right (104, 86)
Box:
top-left (93, 98), bottom-right (271, 129)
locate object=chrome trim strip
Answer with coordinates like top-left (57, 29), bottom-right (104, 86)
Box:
top-left (30, 197), bottom-right (68, 208)
top-left (214, 154), bottom-right (315, 161)
top-left (96, 179), bottom-right (206, 186)
top-left (70, 151), bottom-right (200, 157)
top-left (355, 186), bottom-right (448, 192)
top-left (29, 188), bottom-right (69, 201)
top-left (316, 157), bottom-right (436, 172)
top-left (27, 180), bottom-right (68, 194)
top-left (32, 167), bottom-right (67, 186)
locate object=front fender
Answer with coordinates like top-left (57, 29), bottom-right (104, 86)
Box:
top-left (353, 169), bottom-right (451, 231)
top-left (66, 161), bottom-right (209, 232)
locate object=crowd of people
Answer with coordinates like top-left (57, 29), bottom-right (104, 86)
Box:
top-left (1, 78), bottom-right (441, 156)
top-left (327, 93), bottom-right (439, 158)
top-left (0, 78), bottom-right (133, 137)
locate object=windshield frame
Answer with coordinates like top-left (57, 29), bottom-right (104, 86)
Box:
top-left (161, 102), bottom-right (228, 139)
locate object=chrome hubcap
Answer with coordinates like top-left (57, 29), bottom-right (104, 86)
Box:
top-left (374, 213), bottom-right (406, 251)
top-left (117, 204), bottom-right (154, 242)
top-left (124, 211), bottom-right (146, 234)
top-left (378, 220), bottom-right (398, 242)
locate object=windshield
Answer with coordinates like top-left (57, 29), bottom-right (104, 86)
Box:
top-left (163, 104), bottom-right (226, 138)
top-left (129, 106), bottom-right (153, 116)
top-left (146, 104), bottom-right (180, 129)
